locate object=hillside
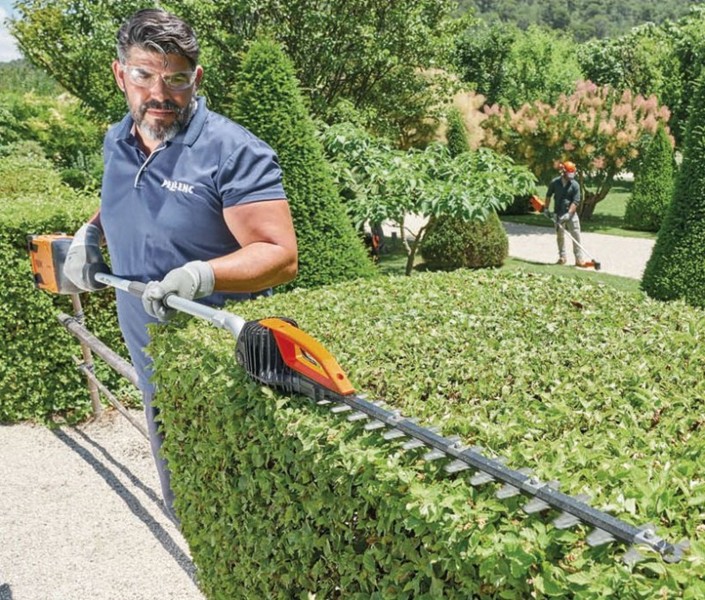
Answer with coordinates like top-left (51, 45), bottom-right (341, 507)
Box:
top-left (457, 0), bottom-right (705, 41)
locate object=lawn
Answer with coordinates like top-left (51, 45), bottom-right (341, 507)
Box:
top-left (376, 179), bottom-right (650, 295)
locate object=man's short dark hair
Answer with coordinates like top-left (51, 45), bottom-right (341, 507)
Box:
top-left (117, 9), bottom-right (199, 68)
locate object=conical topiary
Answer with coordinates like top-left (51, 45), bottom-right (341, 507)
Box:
top-left (228, 38), bottom-right (375, 290)
top-left (641, 77), bottom-right (705, 307)
top-left (624, 122), bottom-right (675, 232)
top-left (446, 107), bottom-right (471, 158)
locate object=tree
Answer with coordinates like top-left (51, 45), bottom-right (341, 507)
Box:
top-left (230, 39), bottom-right (375, 289)
top-left (453, 22), bottom-right (581, 109)
top-left (641, 74), bottom-right (705, 308)
top-left (10, 0), bottom-right (462, 142)
top-left (578, 23), bottom-right (683, 144)
top-left (623, 122), bottom-right (676, 232)
top-left (481, 80), bottom-right (672, 219)
top-left (320, 123), bottom-right (536, 275)
top-left (453, 21), bottom-right (514, 106)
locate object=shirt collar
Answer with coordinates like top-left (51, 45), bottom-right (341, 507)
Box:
top-left (114, 96), bottom-right (207, 148)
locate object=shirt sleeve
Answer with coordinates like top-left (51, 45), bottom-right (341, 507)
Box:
top-left (217, 139), bottom-right (287, 208)
top-left (571, 182), bottom-right (581, 205)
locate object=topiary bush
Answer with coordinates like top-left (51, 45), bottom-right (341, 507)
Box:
top-left (642, 75), bottom-right (705, 307)
top-left (0, 157), bottom-right (128, 423)
top-left (624, 122), bottom-right (675, 232)
top-left (227, 38), bottom-right (375, 290)
top-left (420, 212), bottom-right (508, 269)
top-left (445, 106), bottom-right (471, 157)
top-left (150, 270), bottom-right (704, 599)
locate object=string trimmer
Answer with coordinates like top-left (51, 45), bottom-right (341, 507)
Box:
top-left (530, 195), bottom-right (602, 270)
top-left (28, 234), bottom-right (686, 565)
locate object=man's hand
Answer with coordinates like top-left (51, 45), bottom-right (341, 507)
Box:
top-left (142, 261), bottom-right (215, 321)
top-left (558, 213), bottom-right (571, 224)
top-left (63, 223), bottom-right (109, 291)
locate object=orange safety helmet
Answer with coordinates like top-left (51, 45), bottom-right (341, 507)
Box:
top-left (561, 161), bottom-right (577, 174)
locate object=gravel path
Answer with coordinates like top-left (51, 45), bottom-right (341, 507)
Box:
top-left (503, 222), bottom-right (654, 280)
top-left (0, 222), bottom-right (654, 600)
top-left (0, 411), bottom-right (204, 600)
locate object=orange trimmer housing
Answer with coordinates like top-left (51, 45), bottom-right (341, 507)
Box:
top-left (27, 234), bottom-right (81, 295)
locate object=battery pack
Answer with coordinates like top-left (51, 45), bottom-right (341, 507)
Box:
top-left (27, 234), bottom-right (82, 295)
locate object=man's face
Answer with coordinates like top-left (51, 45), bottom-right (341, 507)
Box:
top-left (112, 48), bottom-right (203, 143)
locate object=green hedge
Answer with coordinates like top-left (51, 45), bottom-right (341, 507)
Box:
top-left (0, 184), bottom-right (128, 423)
top-left (150, 270), bottom-right (704, 600)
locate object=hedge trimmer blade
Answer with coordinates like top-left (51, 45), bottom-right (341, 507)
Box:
top-left (228, 308), bottom-right (687, 565)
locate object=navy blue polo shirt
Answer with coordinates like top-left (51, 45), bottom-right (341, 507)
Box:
top-left (546, 176), bottom-right (580, 216)
top-left (100, 97), bottom-right (286, 392)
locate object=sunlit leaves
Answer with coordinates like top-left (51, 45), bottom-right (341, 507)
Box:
top-left (151, 270), bottom-right (704, 598)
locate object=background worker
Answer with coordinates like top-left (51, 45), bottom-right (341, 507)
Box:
top-left (545, 160), bottom-right (587, 267)
top-left (63, 8), bottom-right (298, 521)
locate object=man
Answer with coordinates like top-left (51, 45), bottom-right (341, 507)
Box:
top-left (64, 8), bottom-right (298, 520)
top-left (545, 161), bottom-right (587, 267)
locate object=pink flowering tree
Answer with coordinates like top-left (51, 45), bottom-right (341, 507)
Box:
top-left (481, 80), bottom-right (673, 219)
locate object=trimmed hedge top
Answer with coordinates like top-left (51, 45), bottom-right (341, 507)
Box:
top-left (150, 270), bottom-right (704, 599)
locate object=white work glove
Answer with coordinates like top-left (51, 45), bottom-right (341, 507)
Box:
top-left (558, 213), bottom-right (571, 224)
top-left (63, 223), bottom-right (109, 291)
top-left (142, 261), bottom-right (215, 321)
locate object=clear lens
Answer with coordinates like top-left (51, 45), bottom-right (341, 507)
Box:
top-left (123, 65), bottom-right (196, 91)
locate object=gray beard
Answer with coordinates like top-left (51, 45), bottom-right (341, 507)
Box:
top-left (131, 97), bottom-right (197, 142)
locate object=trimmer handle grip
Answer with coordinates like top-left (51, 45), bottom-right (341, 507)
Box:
top-left (127, 280), bottom-right (147, 298)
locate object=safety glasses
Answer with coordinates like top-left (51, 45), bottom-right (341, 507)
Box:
top-left (121, 64), bottom-right (197, 92)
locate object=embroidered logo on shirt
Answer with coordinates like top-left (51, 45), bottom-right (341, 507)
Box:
top-left (161, 178), bottom-right (194, 194)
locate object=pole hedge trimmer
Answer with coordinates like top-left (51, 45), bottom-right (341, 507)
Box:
top-left (530, 195), bottom-right (602, 270)
top-left (28, 234), bottom-right (687, 565)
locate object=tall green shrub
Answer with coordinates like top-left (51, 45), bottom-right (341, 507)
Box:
top-left (624, 123), bottom-right (675, 232)
top-left (228, 38), bottom-right (375, 289)
top-left (642, 75), bottom-right (705, 307)
top-left (445, 106), bottom-right (471, 157)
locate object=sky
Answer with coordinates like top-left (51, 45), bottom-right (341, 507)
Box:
top-left (0, 0), bottom-right (21, 62)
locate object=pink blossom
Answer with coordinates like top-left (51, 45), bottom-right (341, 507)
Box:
top-left (598, 119), bottom-right (617, 136)
top-left (641, 114), bottom-right (658, 134)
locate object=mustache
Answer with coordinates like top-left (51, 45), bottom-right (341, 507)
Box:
top-left (140, 100), bottom-right (182, 113)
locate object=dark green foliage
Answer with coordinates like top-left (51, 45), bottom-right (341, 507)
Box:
top-left (642, 75), bottom-right (705, 307)
top-left (11, 0), bottom-right (459, 140)
top-left (499, 194), bottom-right (533, 215)
top-left (150, 270), bottom-right (704, 599)
top-left (228, 38), bottom-right (375, 289)
top-left (624, 123), bottom-right (675, 232)
top-left (445, 107), bottom-right (471, 157)
top-left (421, 212), bottom-right (508, 269)
top-left (0, 153), bottom-right (127, 423)
top-left (458, 0), bottom-right (703, 42)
